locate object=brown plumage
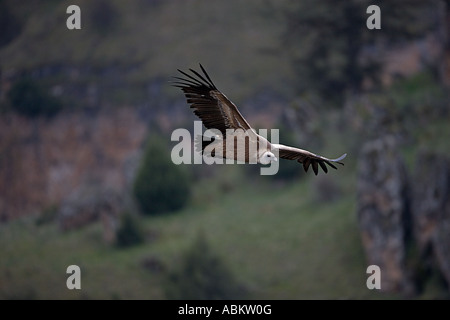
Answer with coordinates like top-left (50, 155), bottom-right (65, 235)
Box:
top-left (173, 64), bottom-right (347, 175)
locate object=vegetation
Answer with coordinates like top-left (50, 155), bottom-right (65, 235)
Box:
top-left (7, 78), bottom-right (63, 118)
top-left (0, 0), bottom-right (448, 300)
top-left (0, 168), bottom-right (391, 300)
top-left (0, 142), bottom-right (448, 299)
top-left (0, 0), bottom-right (293, 108)
top-left (165, 232), bottom-right (246, 299)
top-left (35, 204), bottom-right (58, 226)
top-left (115, 212), bottom-right (144, 248)
top-left (283, 0), bottom-right (439, 105)
top-left (133, 138), bottom-right (191, 215)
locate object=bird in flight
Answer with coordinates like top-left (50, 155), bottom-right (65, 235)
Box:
top-left (172, 64), bottom-right (346, 175)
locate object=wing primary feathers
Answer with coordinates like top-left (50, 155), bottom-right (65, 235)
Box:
top-left (325, 161), bottom-right (337, 170)
top-left (189, 67), bottom-right (217, 90)
top-left (312, 161), bottom-right (319, 175)
top-left (319, 161), bottom-right (328, 173)
top-left (303, 158), bottom-right (311, 172)
top-left (173, 64), bottom-right (217, 90)
top-left (176, 69), bottom-right (209, 87)
top-left (199, 64), bottom-right (217, 89)
top-left (171, 76), bottom-right (203, 87)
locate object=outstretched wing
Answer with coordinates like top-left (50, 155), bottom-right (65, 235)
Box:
top-left (172, 64), bottom-right (254, 135)
top-left (272, 143), bottom-right (347, 175)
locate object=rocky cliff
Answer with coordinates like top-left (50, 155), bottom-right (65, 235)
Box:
top-left (357, 136), bottom-right (413, 294)
top-left (0, 107), bottom-right (148, 222)
top-left (357, 137), bottom-right (450, 296)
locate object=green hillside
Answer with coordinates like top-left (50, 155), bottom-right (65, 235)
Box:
top-left (0, 0), bottom-right (293, 103)
top-left (0, 164), bottom-right (390, 300)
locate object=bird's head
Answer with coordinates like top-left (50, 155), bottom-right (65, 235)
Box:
top-left (259, 151), bottom-right (278, 165)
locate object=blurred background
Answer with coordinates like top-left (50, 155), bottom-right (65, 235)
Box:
top-left (0, 0), bottom-right (449, 299)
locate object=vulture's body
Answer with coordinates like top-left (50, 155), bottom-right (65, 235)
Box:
top-left (173, 64), bottom-right (346, 175)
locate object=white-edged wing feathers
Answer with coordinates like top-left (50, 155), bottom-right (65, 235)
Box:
top-left (272, 143), bottom-right (346, 175)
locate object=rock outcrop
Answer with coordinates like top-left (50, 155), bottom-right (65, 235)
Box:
top-left (0, 108), bottom-right (147, 224)
top-left (412, 150), bottom-right (450, 289)
top-left (357, 135), bottom-right (413, 293)
top-left (357, 140), bottom-right (450, 296)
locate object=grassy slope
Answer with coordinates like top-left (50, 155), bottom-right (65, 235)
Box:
top-left (0, 163), bottom-right (388, 300)
top-left (0, 0), bottom-right (378, 300)
top-left (2, 84), bottom-right (446, 300)
top-left (0, 0), bottom-right (293, 101)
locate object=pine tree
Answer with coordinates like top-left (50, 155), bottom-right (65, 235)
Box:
top-left (165, 232), bottom-right (246, 299)
top-left (133, 138), bottom-right (191, 215)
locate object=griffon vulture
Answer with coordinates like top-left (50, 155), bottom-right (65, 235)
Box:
top-left (172, 64), bottom-right (346, 175)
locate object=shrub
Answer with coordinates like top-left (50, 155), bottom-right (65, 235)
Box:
top-left (165, 232), bottom-right (246, 299)
top-left (115, 212), bottom-right (144, 248)
top-left (7, 78), bottom-right (62, 118)
top-left (133, 138), bottom-right (191, 215)
top-left (35, 204), bottom-right (58, 226)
